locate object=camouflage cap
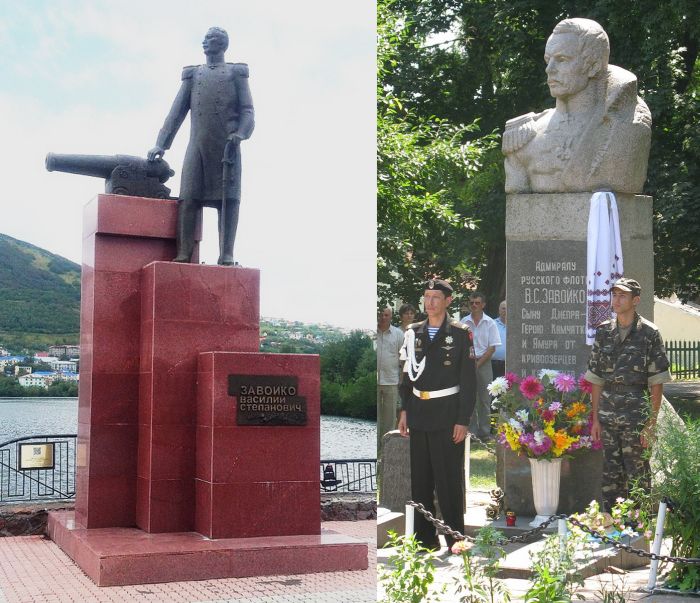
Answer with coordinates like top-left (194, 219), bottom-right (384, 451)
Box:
top-left (424, 278), bottom-right (453, 295)
top-left (612, 277), bottom-right (641, 296)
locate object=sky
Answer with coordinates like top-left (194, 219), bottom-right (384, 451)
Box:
top-left (0, 1), bottom-right (376, 331)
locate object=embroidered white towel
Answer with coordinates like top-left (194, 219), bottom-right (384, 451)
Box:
top-left (586, 192), bottom-right (623, 345)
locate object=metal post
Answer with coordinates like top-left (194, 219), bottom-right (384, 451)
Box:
top-left (465, 433), bottom-right (471, 491)
top-left (405, 504), bottom-right (415, 537)
top-left (558, 518), bottom-right (568, 553)
top-left (646, 500), bottom-right (667, 592)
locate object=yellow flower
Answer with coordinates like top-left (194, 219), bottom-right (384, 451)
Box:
top-left (551, 429), bottom-right (579, 456)
top-left (501, 424), bottom-right (521, 452)
top-left (565, 402), bottom-right (588, 418)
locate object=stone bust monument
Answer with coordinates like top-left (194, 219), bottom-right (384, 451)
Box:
top-left (503, 18), bottom-right (651, 194)
top-left (148, 26), bottom-right (254, 265)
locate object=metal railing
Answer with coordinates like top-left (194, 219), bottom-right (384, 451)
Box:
top-left (0, 434), bottom-right (76, 503)
top-left (666, 340), bottom-right (700, 380)
top-left (320, 459), bottom-right (377, 493)
top-left (0, 435), bottom-right (376, 503)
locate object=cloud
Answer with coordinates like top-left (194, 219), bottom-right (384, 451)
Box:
top-left (0, 0), bottom-right (375, 330)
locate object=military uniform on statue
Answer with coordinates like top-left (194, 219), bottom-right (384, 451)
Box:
top-left (398, 279), bottom-right (477, 550)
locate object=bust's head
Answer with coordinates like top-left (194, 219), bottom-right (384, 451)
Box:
top-left (203, 27), bottom-right (229, 56)
top-left (545, 18), bottom-right (609, 100)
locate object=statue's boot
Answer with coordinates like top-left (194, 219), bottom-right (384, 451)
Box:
top-left (173, 199), bottom-right (199, 262)
top-left (218, 198), bottom-right (240, 266)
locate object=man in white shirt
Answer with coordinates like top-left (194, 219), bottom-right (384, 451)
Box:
top-left (460, 292), bottom-right (501, 439)
top-left (492, 300), bottom-right (507, 379)
top-left (377, 307), bottom-right (404, 451)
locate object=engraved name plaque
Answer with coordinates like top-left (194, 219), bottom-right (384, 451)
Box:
top-left (228, 375), bottom-right (307, 426)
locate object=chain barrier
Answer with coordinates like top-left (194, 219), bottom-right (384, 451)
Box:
top-left (407, 501), bottom-right (565, 545)
top-left (469, 434), bottom-right (497, 456)
top-left (407, 501), bottom-right (700, 565)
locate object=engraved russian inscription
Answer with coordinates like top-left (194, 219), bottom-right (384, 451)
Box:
top-left (229, 375), bottom-right (307, 426)
top-left (507, 241), bottom-right (589, 377)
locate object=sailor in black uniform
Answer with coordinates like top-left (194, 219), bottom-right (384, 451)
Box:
top-left (398, 279), bottom-right (477, 550)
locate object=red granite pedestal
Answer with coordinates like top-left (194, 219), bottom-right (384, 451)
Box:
top-left (49, 194), bottom-right (367, 585)
top-left (196, 352), bottom-right (321, 539)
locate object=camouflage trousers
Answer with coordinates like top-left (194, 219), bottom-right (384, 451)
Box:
top-left (599, 394), bottom-right (650, 512)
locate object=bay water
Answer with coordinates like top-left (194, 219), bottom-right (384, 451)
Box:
top-left (0, 398), bottom-right (376, 459)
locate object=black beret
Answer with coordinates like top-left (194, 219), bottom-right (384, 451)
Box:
top-left (423, 279), bottom-right (453, 295)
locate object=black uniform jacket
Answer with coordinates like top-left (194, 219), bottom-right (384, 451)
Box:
top-left (400, 316), bottom-right (477, 432)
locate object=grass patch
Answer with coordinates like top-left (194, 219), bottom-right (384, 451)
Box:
top-left (469, 442), bottom-right (497, 490)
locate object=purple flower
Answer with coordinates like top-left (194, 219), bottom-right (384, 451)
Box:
top-left (549, 401), bottom-right (562, 412)
top-left (527, 435), bottom-right (552, 456)
top-left (554, 372), bottom-right (577, 393)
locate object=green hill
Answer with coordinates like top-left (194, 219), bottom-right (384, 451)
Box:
top-left (0, 234), bottom-right (80, 350)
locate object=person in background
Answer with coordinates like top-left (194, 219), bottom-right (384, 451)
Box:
top-left (398, 303), bottom-right (417, 332)
top-left (398, 279), bottom-right (476, 551)
top-left (460, 291), bottom-right (501, 440)
top-left (377, 307), bottom-right (404, 452)
top-left (491, 300), bottom-right (507, 379)
top-left (585, 278), bottom-right (671, 512)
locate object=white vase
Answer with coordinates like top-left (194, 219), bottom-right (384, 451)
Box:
top-left (528, 457), bottom-right (563, 527)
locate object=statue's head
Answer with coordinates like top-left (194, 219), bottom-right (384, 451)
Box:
top-left (545, 18), bottom-right (609, 100)
top-left (203, 27), bottom-right (229, 55)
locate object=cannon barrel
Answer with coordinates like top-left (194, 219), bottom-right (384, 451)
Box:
top-left (45, 153), bottom-right (174, 183)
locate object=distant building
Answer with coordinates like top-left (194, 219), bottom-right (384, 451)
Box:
top-left (18, 373), bottom-right (49, 388)
top-left (0, 356), bottom-right (24, 369)
top-left (54, 371), bottom-right (79, 383)
top-left (48, 345), bottom-right (80, 358)
top-left (34, 355), bottom-right (59, 365)
top-left (654, 296), bottom-right (700, 342)
top-left (50, 360), bottom-right (78, 373)
top-left (17, 370), bottom-right (78, 388)
top-left (0, 346), bottom-right (9, 357)
top-left (14, 366), bottom-right (32, 376)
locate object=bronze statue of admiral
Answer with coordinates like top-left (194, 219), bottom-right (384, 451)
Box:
top-left (148, 27), bottom-right (255, 265)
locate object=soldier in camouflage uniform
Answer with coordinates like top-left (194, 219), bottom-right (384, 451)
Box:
top-left (585, 278), bottom-right (671, 511)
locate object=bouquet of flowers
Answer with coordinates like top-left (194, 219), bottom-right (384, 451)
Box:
top-left (488, 369), bottom-right (601, 460)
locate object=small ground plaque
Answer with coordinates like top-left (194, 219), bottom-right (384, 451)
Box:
top-left (228, 375), bottom-right (307, 426)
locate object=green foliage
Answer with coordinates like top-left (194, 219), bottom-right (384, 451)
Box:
top-left (320, 331), bottom-right (376, 419)
top-left (0, 234), bottom-right (80, 336)
top-left (651, 416), bottom-right (700, 591)
top-left (381, 0), bottom-right (700, 305)
top-left (377, 0), bottom-right (498, 310)
top-left (595, 576), bottom-right (630, 603)
top-left (525, 534), bottom-right (586, 603)
top-left (453, 526), bottom-right (511, 603)
top-left (380, 531), bottom-right (439, 603)
top-left (0, 375), bottom-right (78, 397)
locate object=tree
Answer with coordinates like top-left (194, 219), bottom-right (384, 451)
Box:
top-left (377, 0), bottom-right (499, 311)
top-left (320, 331), bottom-right (376, 419)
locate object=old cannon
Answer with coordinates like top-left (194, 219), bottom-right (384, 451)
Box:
top-left (45, 153), bottom-right (175, 199)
